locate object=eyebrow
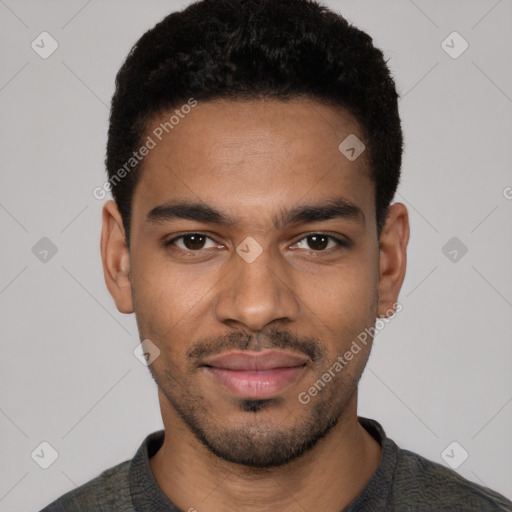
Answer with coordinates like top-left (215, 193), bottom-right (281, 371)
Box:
top-left (146, 197), bottom-right (365, 229)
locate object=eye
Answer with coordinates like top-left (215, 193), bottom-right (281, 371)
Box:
top-left (165, 233), bottom-right (219, 252)
top-left (164, 232), bottom-right (349, 255)
top-left (292, 233), bottom-right (349, 252)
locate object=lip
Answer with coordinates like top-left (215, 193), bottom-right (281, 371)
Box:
top-left (202, 350), bottom-right (308, 399)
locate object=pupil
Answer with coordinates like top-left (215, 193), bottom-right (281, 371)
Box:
top-left (309, 235), bottom-right (327, 250)
top-left (185, 235), bottom-right (205, 250)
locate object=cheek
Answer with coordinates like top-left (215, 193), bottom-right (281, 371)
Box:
top-left (131, 258), bottom-right (219, 355)
top-left (302, 258), bottom-right (378, 357)
top-left (143, 275), bottom-right (208, 314)
top-left (135, 242), bottom-right (225, 303)
top-left (302, 256), bottom-right (378, 318)
top-left (342, 244), bottom-right (379, 314)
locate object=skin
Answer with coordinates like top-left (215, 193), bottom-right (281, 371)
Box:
top-left (101, 98), bottom-right (409, 511)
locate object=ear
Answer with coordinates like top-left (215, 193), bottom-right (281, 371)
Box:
top-left (100, 200), bottom-right (133, 314)
top-left (377, 202), bottom-right (410, 317)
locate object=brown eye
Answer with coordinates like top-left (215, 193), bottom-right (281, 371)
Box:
top-left (181, 234), bottom-right (207, 250)
top-left (165, 233), bottom-right (217, 251)
top-left (305, 235), bottom-right (328, 250)
top-left (294, 234), bottom-right (348, 252)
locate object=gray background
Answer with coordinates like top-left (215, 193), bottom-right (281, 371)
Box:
top-left (1, 0), bottom-right (511, 510)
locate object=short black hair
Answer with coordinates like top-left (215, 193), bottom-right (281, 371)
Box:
top-left (106, 0), bottom-right (402, 247)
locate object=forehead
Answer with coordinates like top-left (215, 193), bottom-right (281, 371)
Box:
top-left (132, 98), bottom-right (374, 228)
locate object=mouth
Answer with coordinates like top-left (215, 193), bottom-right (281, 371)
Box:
top-left (201, 350), bottom-right (309, 399)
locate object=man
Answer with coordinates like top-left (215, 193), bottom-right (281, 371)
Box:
top-left (41, 0), bottom-right (512, 510)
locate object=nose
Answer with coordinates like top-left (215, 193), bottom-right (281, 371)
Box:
top-left (214, 242), bottom-right (300, 332)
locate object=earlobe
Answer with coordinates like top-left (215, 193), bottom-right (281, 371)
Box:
top-left (100, 200), bottom-right (134, 314)
top-left (377, 203), bottom-right (410, 317)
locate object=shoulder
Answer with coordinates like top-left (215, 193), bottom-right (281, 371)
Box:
top-left (390, 443), bottom-right (512, 511)
top-left (39, 459), bottom-right (131, 512)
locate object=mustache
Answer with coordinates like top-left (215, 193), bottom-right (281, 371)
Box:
top-left (186, 327), bottom-right (325, 365)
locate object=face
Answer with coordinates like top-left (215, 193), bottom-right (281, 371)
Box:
top-left (102, 98), bottom-right (408, 467)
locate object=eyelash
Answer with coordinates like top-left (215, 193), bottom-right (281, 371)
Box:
top-left (164, 232), bottom-right (350, 255)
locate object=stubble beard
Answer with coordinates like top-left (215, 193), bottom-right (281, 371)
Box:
top-left (148, 362), bottom-right (362, 468)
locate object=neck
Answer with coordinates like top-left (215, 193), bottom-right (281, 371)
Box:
top-left (149, 390), bottom-right (382, 512)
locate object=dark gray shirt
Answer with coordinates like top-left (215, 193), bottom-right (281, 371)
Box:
top-left (40, 417), bottom-right (512, 511)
